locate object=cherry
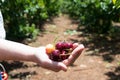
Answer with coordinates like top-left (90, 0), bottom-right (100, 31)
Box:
top-left (56, 42), bottom-right (73, 49)
top-left (55, 42), bottom-right (63, 50)
top-left (50, 50), bottom-right (60, 61)
top-left (46, 44), bottom-right (55, 54)
top-left (67, 42), bottom-right (73, 48)
top-left (46, 41), bottom-right (76, 61)
top-left (52, 50), bottom-right (60, 56)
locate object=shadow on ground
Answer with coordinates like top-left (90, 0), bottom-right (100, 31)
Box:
top-left (75, 25), bottom-right (120, 80)
top-left (0, 61), bottom-right (37, 79)
top-left (105, 66), bottom-right (120, 80)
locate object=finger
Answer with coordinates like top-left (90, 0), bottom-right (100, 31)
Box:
top-left (72, 43), bottom-right (79, 50)
top-left (41, 60), bottom-right (67, 72)
top-left (63, 44), bottom-right (85, 66)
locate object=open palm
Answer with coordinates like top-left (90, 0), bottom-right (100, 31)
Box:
top-left (35, 44), bottom-right (85, 72)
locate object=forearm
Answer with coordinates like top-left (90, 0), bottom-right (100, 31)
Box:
top-left (0, 39), bottom-right (36, 62)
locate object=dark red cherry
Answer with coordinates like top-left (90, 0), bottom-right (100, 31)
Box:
top-left (55, 42), bottom-right (63, 50)
top-left (52, 50), bottom-right (60, 56)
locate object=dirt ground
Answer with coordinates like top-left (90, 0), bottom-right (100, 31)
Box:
top-left (1, 15), bottom-right (120, 80)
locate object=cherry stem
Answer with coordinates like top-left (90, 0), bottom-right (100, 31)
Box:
top-left (53, 36), bottom-right (59, 45)
top-left (60, 53), bottom-right (71, 56)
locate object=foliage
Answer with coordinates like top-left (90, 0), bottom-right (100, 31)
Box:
top-left (0, 0), bottom-right (120, 41)
top-left (112, 0), bottom-right (120, 9)
top-left (20, 24), bottom-right (39, 40)
top-left (62, 0), bottom-right (120, 34)
top-left (43, 0), bottom-right (63, 16)
top-left (0, 0), bottom-right (63, 41)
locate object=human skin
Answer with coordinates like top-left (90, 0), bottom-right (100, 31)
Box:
top-left (0, 39), bottom-right (84, 72)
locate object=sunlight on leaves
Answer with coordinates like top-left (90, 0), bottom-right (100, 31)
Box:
top-left (112, 0), bottom-right (116, 4)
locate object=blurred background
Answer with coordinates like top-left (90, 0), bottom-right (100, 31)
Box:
top-left (0, 0), bottom-right (120, 80)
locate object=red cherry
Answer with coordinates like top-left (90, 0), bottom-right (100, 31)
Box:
top-left (62, 42), bottom-right (69, 49)
top-left (52, 50), bottom-right (60, 56)
top-left (47, 41), bottom-right (79, 62)
top-left (67, 42), bottom-right (73, 48)
top-left (55, 42), bottom-right (63, 50)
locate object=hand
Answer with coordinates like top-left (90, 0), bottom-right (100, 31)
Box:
top-left (34, 47), bottom-right (67, 72)
top-left (63, 44), bottom-right (85, 66)
top-left (34, 44), bottom-right (85, 72)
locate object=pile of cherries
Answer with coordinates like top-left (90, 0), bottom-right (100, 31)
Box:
top-left (46, 41), bottom-right (76, 61)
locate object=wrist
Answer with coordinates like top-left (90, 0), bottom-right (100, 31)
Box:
top-left (32, 46), bottom-right (46, 66)
top-left (28, 47), bottom-right (39, 63)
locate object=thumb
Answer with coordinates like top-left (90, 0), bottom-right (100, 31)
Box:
top-left (63, 44), bottom-right (85, 66)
